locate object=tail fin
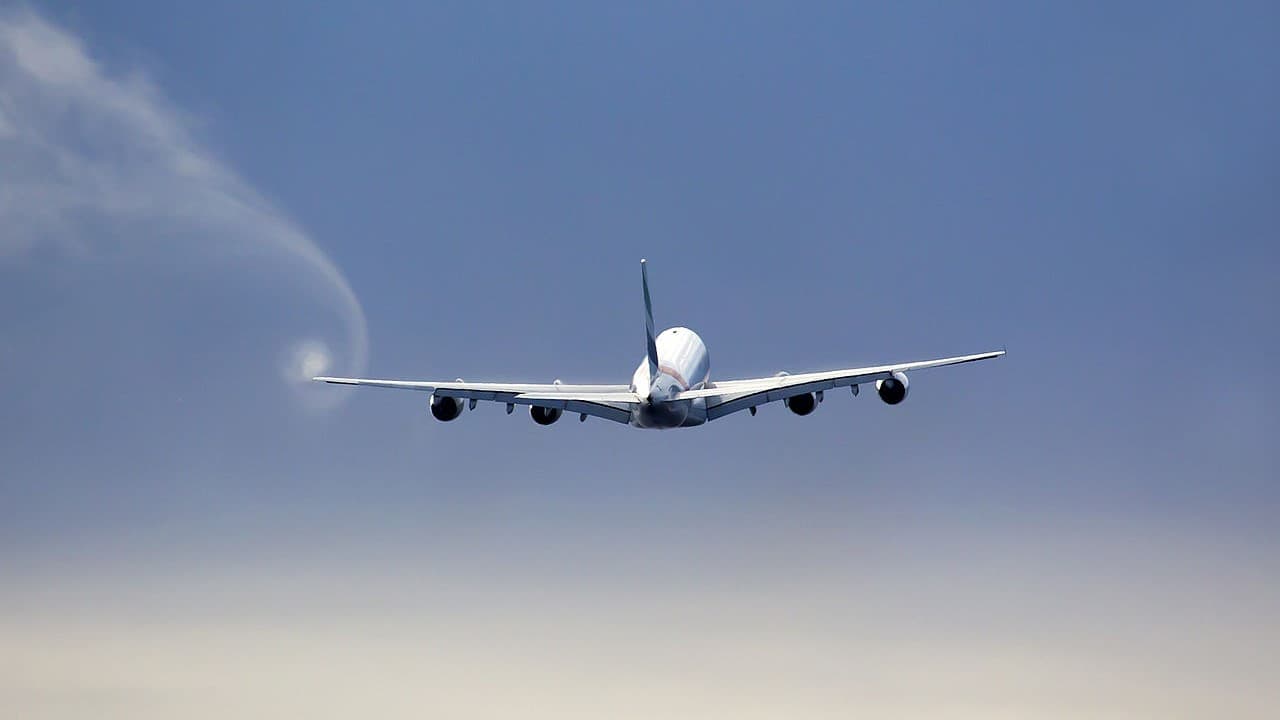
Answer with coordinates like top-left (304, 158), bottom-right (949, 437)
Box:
top-left (641, 259), bottom-right (660, 387)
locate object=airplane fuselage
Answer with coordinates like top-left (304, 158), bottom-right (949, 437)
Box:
top-left (630, 326), bottom-right (711, 429)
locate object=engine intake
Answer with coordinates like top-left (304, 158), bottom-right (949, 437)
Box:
top-left (875, 372), bottom-right (909, 405)
top-left (429, 393), bottom-right (464, 421)
top-left (785, 392), bottom-right (817, 416)
top-left (530, 405), bottom-right (563, 425)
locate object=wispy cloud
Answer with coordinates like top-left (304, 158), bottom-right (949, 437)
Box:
top-left (0, 7), bottom-right (367, 397)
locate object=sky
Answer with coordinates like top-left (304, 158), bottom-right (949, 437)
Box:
top-left (1, 1), bottom-right (1277, 717)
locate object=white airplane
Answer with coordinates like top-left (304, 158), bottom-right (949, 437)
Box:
top-left (315, 260), bottom-right (1003, 429)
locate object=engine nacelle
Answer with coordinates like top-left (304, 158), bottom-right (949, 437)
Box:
top-left (875, 372), bottom-right (909, 405)
top-left (429, 393), bottom-right (464, 421)
top-left (530, 405), bottom-right (563, 425)
top-left (785, 392), bottom-right (817, 416)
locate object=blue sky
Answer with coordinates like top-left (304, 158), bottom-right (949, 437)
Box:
top-left (1, 2), bottom-right (1278, 717)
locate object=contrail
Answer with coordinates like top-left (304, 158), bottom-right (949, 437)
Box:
top-left (0, 8), bottom-right (368, 408)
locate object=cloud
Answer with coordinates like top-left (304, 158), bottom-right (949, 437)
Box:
top-left (0, 8), bottom-right (367, 404)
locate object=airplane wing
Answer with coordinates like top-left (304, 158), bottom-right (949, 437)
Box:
top-left (312, 376), bottom-right (639, 424)
top-left (672, 350), bottom-right (1004, 421)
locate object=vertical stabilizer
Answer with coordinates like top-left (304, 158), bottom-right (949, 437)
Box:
top-left (641, 259), bottom-right (660, 388)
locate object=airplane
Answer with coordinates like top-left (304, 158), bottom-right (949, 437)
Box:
top-left (315, 259), bottom-right (1004, 429)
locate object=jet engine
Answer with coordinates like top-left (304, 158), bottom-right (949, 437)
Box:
top-left (875, 372), bottom-right (910, 405)
top-left (429, 393), bottom-right (465, 421)
top-left (785, 392), bottom-right (817, 416)
top-left (530, 405), bottom-right (563, 425)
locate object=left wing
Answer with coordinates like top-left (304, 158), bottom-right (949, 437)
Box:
top-left (313, 376), bottom-right (639, 424)
top-left (672, 350), bottom-right (1004, 420)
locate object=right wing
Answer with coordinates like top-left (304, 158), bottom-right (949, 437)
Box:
top-left (313, 376), bottom-right (639, 424)
top-left (672, 350), bottom-right (1004, 420)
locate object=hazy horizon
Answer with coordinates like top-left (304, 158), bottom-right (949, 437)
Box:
top-left (2, 2), bottom-right (1277, 717)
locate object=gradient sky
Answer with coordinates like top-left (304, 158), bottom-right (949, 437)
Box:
top-left (2, 2), bottom-right (1278, 718)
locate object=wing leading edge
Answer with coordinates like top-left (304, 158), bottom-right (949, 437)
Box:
top-left (673, 350), bottom-right (1004, 420)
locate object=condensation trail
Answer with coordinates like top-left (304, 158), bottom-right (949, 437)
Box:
top-left (0, 9), bottom-right (368, 406)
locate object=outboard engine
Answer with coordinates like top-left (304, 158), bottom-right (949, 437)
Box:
top-left (429, 393), bottom-right (464, 421)
top-left (875, 372), bottom-right (910, 405)
top-left (785, 392), bottom-right (817, 416)
top-left (530, 405), bottom-right (563, 425)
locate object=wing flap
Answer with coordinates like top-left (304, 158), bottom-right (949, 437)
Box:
top-left (514, 391), bottom-right (640, 404)
top-left (314, 377), bottom-right (435, 391)
top-left (509, 394), bottom-right (635, 424)
top-left (314, 376), bottom-right (629, 396)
